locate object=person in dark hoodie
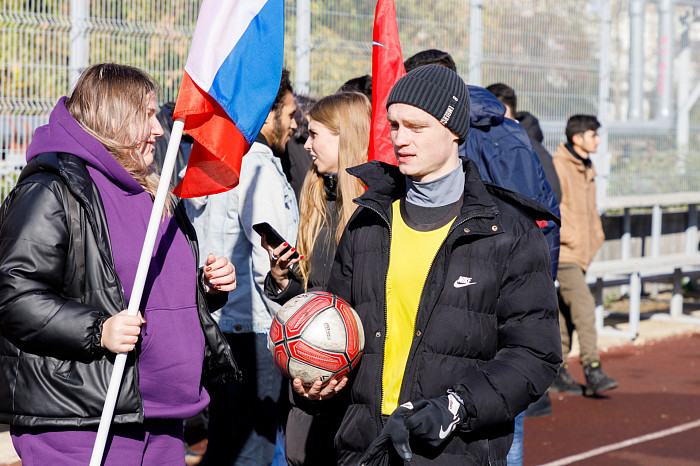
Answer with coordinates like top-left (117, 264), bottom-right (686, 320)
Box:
top-left (282, 93), bottom-right (317, 202)
top-left (0, 63), bottom-right (239, 465)
top-left (514, 111), bottom-right (562, 203)
top-left (458, 86), bottom-right (560, 279)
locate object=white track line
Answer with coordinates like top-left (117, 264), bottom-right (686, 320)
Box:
top-left (538, 418), bottom-right (700, 466)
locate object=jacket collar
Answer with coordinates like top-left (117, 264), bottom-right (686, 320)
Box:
top-left (348, 158), bottom-right (559, 229)
top-left (255, 131), bottom-right (270, 147)
top-left (557, 142), bottom-right (591, 172)
top-left (348, 158), bottom-right (500, 225)
top-left (255, 132), bottom-right (285, 160)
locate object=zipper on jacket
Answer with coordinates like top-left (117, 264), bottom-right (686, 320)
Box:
top-left (401, 213), bottom-right (495, 401)
top-left (585, 164), bottom-right (593, 263)
top-left (357, 202), bottom-right (392, 428)
top-left (362, 197), bottom-right (497, 420)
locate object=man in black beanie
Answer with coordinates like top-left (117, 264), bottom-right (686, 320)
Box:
top-left (292, 65), bottom-right (562, 465)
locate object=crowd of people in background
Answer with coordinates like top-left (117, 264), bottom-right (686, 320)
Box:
top-left (0, 47), bottom-right (618, 466)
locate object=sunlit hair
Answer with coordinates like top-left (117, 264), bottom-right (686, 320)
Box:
top-left (65, 63), bottom-right (172, 215)
top-left (296, 92), bottom-right (370, 288)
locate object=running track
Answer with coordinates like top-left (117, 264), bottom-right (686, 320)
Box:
top-left (524, 333), bottom-right (700, 465)
top-left (2, 334), bottom-right (698, 466)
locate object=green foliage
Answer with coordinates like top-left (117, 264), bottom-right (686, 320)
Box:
top-left (603, 292), bottom-right (621, 307)
top-left (607, 133), bottom-right (700, 196)
top-left (2, 0), bottom-right (700, 201)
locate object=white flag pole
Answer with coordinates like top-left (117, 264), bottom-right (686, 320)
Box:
top-left (89, 117), bottom-right (186, 466)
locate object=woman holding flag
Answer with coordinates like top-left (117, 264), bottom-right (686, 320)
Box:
top-left (0, 63), bottom-right (239, 464)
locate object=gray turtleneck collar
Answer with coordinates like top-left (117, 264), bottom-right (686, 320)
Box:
top-left (405, 163), bottom-right (465, 207)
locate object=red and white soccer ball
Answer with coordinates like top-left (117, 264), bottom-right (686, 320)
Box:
top-left (268, 291), bottom-right (365, 386)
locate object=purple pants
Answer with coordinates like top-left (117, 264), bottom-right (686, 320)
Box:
top-left (11, 419), bottom-right (185, 465)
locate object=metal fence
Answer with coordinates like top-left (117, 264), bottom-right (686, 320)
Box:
top-left (3, 0), bottom-right (700, 202)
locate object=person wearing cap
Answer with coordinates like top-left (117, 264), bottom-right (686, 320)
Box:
top-left (292, 65), bottom-right (561, 465)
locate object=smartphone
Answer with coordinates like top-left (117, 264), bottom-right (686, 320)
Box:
top-left (253, 222), bottom-right (299, 260)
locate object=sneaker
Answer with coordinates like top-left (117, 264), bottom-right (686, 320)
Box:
top-left (549, 365), bottom-right (582, 395)
top-left (524, 392), bottom-right (553, 418)
top-left (584, 361), bottom-right (618, 396)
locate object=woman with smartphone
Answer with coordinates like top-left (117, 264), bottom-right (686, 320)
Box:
top-left (261, 91), bottom-right (370, 466)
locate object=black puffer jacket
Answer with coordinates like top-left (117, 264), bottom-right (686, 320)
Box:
top-left (0, 153), bottom-right (239, 427)
top-left (327, 160), bottom-right (562, 465)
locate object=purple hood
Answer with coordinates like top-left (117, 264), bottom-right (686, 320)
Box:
top-left (29, 98), bottom-right (209, 419)
top-left (27, 97), bottom-right (143, 194)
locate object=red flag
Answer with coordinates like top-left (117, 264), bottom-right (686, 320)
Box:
top-left (368, 0), bottom-right (405, 165)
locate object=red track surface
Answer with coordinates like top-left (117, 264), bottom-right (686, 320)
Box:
top-left (3, 333), bottom-right (699, 466)
top-left (525, 333), bottom-right (700, 465)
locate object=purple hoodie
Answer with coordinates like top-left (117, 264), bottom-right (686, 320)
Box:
top-left (26, 98), bottom-right (209, 419)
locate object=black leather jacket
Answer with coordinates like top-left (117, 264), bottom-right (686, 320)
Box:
top-left (0, 153), bottom-right (238, 427)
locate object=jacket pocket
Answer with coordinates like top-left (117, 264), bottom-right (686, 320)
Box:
top-left (52, 359), bottom-right (73, 379)
top-left (334, 404), bottom-right (376, 454)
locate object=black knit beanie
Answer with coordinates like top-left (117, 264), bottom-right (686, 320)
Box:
top-left (386, 64), bottom-right (470, 142)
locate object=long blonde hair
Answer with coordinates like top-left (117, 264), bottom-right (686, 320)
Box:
top-left (297, 92), bottom-right (371, 288)
top-left (65, 63), bottom-right (172, 214)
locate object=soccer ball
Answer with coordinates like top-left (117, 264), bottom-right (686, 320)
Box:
top-left (268, 291), bottom-right (365, 386)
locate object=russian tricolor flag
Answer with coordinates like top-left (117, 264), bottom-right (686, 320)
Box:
top-left (172, 0), bottom-right (284, 198)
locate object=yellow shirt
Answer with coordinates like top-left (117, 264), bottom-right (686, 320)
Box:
top-left (382, 200), bottom-right (454, 415)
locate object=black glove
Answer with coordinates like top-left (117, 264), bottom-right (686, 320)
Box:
top-left (358, 391), bottom-right (466, 464)
top-left (404, 390), bottom-right (467, 447)
top-left (358, 402), bottom-right (414, 465)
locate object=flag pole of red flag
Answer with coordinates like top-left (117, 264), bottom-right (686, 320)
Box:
top-left (368, 0), bottom-right (405, 165)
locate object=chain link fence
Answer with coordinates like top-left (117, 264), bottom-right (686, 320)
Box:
top-left (3, 0), bottom-right (700, 200)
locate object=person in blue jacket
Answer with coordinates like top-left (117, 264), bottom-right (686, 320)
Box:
top-left (459, 85), bottom-right (560, 279)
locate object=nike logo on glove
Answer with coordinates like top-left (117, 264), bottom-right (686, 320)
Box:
top-left (438, 419), bottom-right (459, 439)
top-left (438, 392), bottom-right (464, 439)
